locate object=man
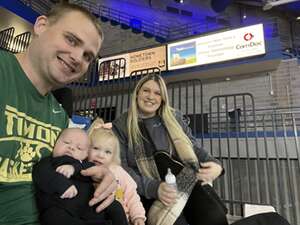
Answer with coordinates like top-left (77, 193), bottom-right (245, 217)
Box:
top-left (0, 3), bottom-right (116, 225)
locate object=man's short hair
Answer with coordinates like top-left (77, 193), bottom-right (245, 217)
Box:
top-left (46, 2), bottom-right (104, 43)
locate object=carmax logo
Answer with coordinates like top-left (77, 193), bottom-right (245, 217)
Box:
top-left (244, 33), bottom-right (254, 41)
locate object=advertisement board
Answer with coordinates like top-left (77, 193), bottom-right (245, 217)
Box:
top-left (167, 24), bottom-right (266, 70)
top-left (98, 46), bottom-right (166, 81)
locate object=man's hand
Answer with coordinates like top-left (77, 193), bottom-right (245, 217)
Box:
top-left (196, 161), bottom-right (222, 184)
top-left (133, 218), bottom-right (145, 225)
top-left (81, 165), bottom-right (117, 212)
top-left (157, 182), bottom-right (177, 206)
top-left (60, 185), bottom-right (78, 199)
top-left (56, 165), bottom-right (75, 178)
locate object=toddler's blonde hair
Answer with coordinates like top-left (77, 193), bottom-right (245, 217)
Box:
top-left (88, 118), bottom-right (121, 165)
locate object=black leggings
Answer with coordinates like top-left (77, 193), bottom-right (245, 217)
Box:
top-left (231, 212), bottom-right (291, 225)
top-left (182, 182), bottom-right (228, 225)
top-left (142, 182), bottom-right (228, 225)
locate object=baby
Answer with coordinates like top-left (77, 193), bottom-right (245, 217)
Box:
top-left (88, 119), bottom-right (146, 225)
top-left (33, 127), bottom-right (128, 225)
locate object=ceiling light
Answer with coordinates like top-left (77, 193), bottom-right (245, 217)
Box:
top-left (263, 0), bottom-right (300, 10)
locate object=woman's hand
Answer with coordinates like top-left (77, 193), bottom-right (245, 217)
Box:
top-left (196, 161), bottom-right (222, 184)
top-left (157, 182), bottom-right (177, 206)
top-left (81, 165), bottom-right (117, 212)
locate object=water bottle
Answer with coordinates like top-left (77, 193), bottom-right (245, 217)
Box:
top-left (165, 168), bottom-right (177, 190)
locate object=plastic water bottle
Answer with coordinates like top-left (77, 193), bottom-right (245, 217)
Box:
top-left (165, 168), bottom-right (177, 190)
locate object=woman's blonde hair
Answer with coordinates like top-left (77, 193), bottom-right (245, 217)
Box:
top-left (88, 118), bottom-right (121, 165)
top-left (127, 74), bottom-right (193, 150)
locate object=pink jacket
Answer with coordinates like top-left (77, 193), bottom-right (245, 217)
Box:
top-left (109, 165), bottom-right (146, 223)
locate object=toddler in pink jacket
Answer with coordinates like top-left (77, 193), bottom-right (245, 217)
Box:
top-left (88, 119), bottom-right (146, 225)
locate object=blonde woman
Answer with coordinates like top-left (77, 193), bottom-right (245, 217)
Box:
top-left (112, 74), bottom-right (227, 225)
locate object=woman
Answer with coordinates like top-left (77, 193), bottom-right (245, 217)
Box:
top-left (113, 74), bottom-right (228, 225)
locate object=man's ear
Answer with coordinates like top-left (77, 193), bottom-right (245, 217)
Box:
top-left (33, 15), bottom-right (49, 36)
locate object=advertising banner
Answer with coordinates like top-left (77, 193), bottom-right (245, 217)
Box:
top-left (98, 46), bottom-right (166, 81)
top-left (167, 24), bottom-right (266, 70)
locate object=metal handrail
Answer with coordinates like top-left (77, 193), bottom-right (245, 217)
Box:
top-left (18, 0), bottom-right (228, 40)
top-left (19, 0), bottom-right (53, 14)
top-left (17, 0), bottom-right (280, 41)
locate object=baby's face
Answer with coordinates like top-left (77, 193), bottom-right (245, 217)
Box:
top-left (89, 137), bottom-right (115, 167)
top-left (53, 128), bottom-right (90, 161)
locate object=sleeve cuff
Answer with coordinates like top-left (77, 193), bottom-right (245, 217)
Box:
top-left (145, 179), bottom-right (160, 199)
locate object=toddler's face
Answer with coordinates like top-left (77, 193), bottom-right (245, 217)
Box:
top-left (53, 128), bottom-right (89, 161)
top-left (89, 137), bottom-right (115, 166)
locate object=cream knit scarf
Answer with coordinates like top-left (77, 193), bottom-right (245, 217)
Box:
top-left (135, 120), bottom-right (200, 225)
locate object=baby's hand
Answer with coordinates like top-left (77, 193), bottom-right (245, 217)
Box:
top-left (56, 165), bottom-right (75, 178)
top-left (60, 185), bottom-right (78, 199)
top-left (133, 218), bottom-right (145, 225)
